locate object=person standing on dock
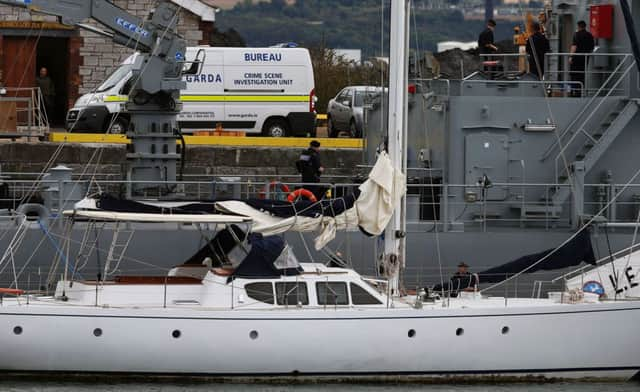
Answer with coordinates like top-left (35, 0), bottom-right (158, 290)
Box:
top-left (526, 22), bottom-right (551, 79)
top-left (569, 20), bottom-right (595, 97)
top-left (296, 140), bottom-right (324, 200)
top-left (36, 67), bottom-right (56, 122)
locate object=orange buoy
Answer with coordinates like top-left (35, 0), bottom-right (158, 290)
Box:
top-left (287, 188), bottom-right (318, 203)
top-left (0, 288), bottom-right (24, 296)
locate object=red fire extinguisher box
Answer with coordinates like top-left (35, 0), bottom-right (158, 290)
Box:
top-left (590, 4), bottom-right (614, 39)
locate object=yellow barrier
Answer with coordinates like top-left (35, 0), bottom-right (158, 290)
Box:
top-left (48, 132), bottom-right (364, 149)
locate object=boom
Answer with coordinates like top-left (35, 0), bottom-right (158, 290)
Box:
top-left (0, 0), bottom-right (190, 193)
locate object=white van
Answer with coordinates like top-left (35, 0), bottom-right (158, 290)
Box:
top-left (66, 47), bottom-right (317, 137)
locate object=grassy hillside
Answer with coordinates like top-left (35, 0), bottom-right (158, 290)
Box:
top-left (216, 0), bottom-right (517, 56)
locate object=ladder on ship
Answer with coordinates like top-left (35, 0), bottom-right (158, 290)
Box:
top-left (103, 221), bottom-right (135, 278)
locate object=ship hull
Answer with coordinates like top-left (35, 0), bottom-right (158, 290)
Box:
top-left (0, 301), bottom-right (638, 379)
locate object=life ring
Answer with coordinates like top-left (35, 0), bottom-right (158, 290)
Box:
top-left (258, 181), bottom-right (290, 200)
top-left (287, 188), bottom-right (318, 203)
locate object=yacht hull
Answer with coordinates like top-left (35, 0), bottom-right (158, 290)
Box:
top-left (0, 301), bottom-right (638, 380)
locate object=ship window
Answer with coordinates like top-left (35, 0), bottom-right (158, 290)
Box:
top-left (245, 282), bottom-right (274, 305)
top-left (350, 283), bottom-right (382, 305)
top-left (275, 282), bottom-right (308, 306)
top-left (316, 282), bottom-right (348, 305)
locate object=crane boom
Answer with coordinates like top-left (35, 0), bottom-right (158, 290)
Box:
top-left (0, 0), bottom-right (190, 194)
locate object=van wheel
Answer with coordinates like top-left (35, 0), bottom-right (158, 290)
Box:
top-left (348, 120), bottom-right (361, 138)
top-left (328, 117), bottom-right (339, 138)
top-left (263, 119), bottom-right (289, 137)
top-left (108, 117), bottom-right (129, 134)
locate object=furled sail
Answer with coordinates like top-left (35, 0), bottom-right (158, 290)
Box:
top-left (73, 152), bottom-right (406, 251)
top-left (477, 230), bottom-right (596, 283)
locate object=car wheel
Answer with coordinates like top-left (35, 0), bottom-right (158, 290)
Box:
top-left (328, 116), bottom-right (339, 138)
top-left (263, 119), bottom-right (289, 137)
top-left (349, 120), bottom-right (361, 138)
top-left (108, 117), bottom-right (129, 134)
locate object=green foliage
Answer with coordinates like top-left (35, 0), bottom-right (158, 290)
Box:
top-left (309, 45), bottom-right (386, 113)
top-left (217, 0), bottom-right (517, 56)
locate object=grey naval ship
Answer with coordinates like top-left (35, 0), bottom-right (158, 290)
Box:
top-left (2, 0), bottom-right (640, 297)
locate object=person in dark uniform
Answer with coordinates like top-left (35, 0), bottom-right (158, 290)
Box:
top-left (525, 22), bottom-right (551, 79)
top-left (450, 262), bottom-right (478, 294)
top-left (570, 20), bottom-right (595, 97)
top-left (35, 67), bottom-right (55, 122)
top-left (478, 19), bottom-right (498, 54)
top-left (431, 262), bottom-right (479, 297)
top-left (296, 140), bottom-right (324, 200)
top-left (478, 19), bottom-right (498, 75)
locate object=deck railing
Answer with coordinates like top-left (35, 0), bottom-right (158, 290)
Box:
top-left (3, 176), bottom-right (640, 231)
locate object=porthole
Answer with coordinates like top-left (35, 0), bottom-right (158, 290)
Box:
top-left (408, 329), bottom-right (416, 338)
top-left (249, 330), bottom-right (259, 340)
top-left (501, 326), bottom-right (509, 335)
top-left (13, 326), bottom-right (22, 335)
top-left (172, 330), bottom-right (181, 339)
top-left (455, 328), bottom-right (464, 336)
top-left (93, 328), bottom-right (102, 337)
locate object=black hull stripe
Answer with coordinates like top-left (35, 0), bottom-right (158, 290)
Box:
top-left (2, 305), bottom-right (640, 321)
top-left (0, 366), bottom-right (638, 378)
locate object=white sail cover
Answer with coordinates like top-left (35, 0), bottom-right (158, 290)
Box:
top-left (215, 200), bottom-right (359, 250)
top-left (216, 152), bottom-right (405, 248)
top-left (354, 151), bottom-right (406, 236)
top-left (71, 153), bottom-right (405, 251)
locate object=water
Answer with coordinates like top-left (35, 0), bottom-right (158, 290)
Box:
top-left (0, 381), bottom-right (638, 392)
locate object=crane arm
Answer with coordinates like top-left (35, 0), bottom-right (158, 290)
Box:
top-left (0, 0), bottom-right (190, 192)
top-left (0, 0), bottom-right (166, 52)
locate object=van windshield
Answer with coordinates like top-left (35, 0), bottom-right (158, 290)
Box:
top-left (96, 64), bottom-right (133, 93)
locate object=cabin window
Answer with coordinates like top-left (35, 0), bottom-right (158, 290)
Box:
top-left (350, 283), bottom-right (382, 305)
top-left (245, 282), bottom-right (274, 304)
top-left (316, 282), bottom-right (348, 305)
top-left (275, 282), bottom-right (309, 306)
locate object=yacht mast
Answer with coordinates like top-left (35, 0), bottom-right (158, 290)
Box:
top-left (384, 0), bottom-right (410, 295)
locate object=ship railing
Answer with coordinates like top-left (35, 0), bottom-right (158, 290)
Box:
top-left (552, 55), bottom-right (636, 189)
top-left (0, 87), bottom-right (49, 139)
top-left (410, 78), bottom-right (451, 96)
top-left (544, 52), bottom-right (633, 98)
top-left (3, 179), bottom-right (640, 229)
top-left (471, 52), bottom-right (632, 98)
top-left (460, 78), bottom-right (580, 97)
top-left (385, 267), bottom-right (566, 299)
top-left (0, 266), bottom-right (569, 300)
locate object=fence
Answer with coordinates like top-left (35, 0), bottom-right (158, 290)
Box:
top-left (0, 87), bottom-right (49, 138)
